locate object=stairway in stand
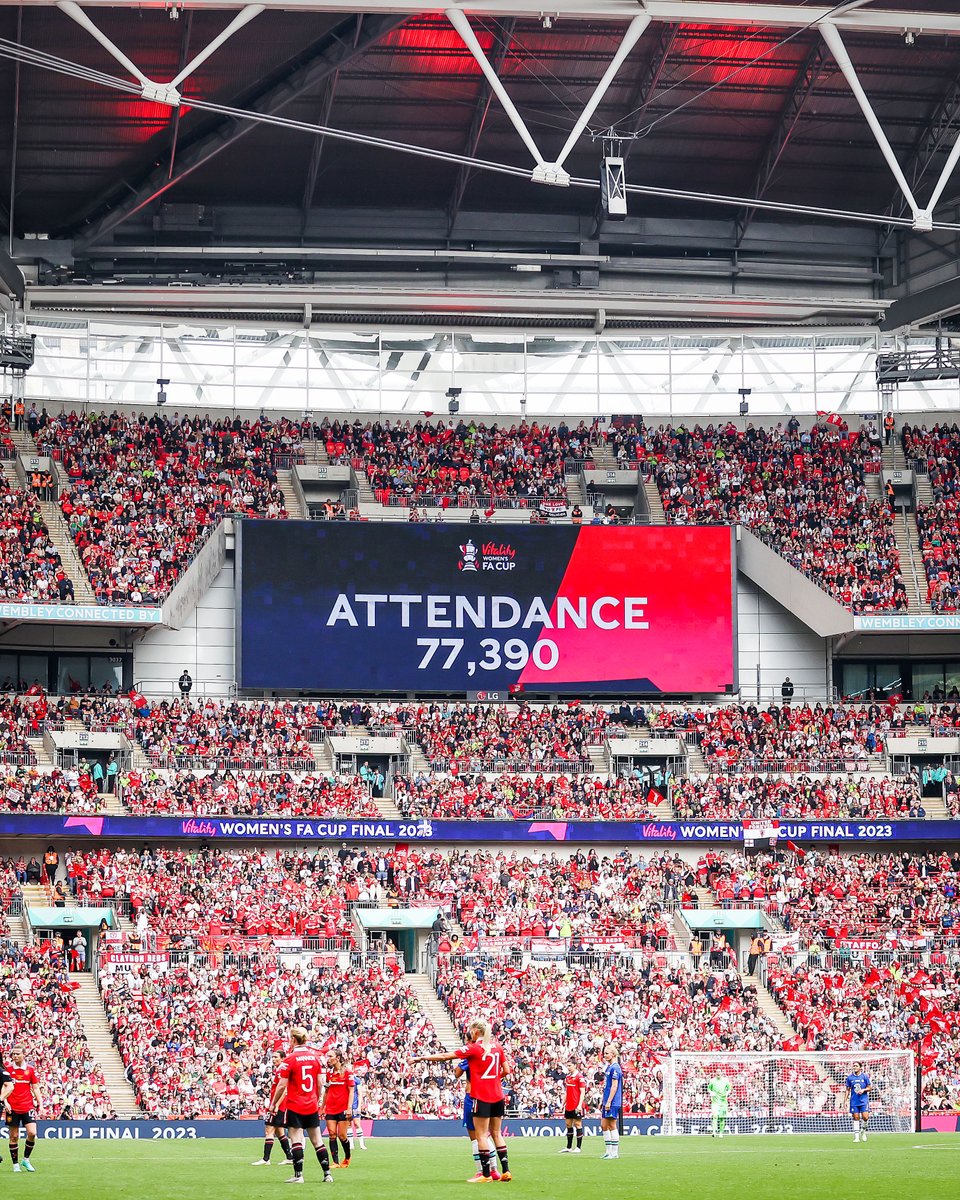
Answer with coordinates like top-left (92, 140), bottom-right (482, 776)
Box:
top-left (277, 469), bottom-right (308, 519)
top-left (641, 479), bottom-right (666, 524)
top-left (750, 973), bottom-right (800, 1041)
top-left (405, 972), bottom-right (461, 1050)
top-left (590, 443), bottom-right (618, 471)
top-left (38, 500), bottom-right (98, 604)
top-left (354, 468), bottom-right (376, 506)
top-left (892, 508), bottom-right (930, 613)
top-left (72, 974), bottom-right (142, 1116)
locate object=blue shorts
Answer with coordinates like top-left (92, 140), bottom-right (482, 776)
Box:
top-left (850, 1098), bottom-right (869, 1115)
top-left (462, 1097), bottom-right (475, 1132)
top-left (601, 1106), bottom-right (622, 1121)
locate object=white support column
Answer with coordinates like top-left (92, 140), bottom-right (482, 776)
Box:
top-left (446, 8), bottom-right (547, 169)
top-left (553, 13), bottom-right (650, 169)
top-left (58, 1), bottom-right (265, 108)
top-left (819, 20), bottom-right (928, 228)
top-left (168, 4), bottom-right (264, 89)
top-left (922, 130), bottom-right (960, 221)
top-left (58, 0), bottom-right (153, 89)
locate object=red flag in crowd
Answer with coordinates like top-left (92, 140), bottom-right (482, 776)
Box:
top-left (646, 787), bottom-right (665, 808)
top-left (785, 840), bottom-right (806, 859)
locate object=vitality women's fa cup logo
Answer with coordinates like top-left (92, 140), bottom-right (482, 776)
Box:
top-left (458, 539), bottom-right (479, 572)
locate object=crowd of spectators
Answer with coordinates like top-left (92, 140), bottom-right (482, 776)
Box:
top-left (0, 695), bottom-right (43, 760)
top-left (905, 423), bottom-right (960, 612)
top-left (434, 957), bottom-right (779, 1115)
top-left (699, 849), bottom-right (960, 951)
top-left (118, 768), bottom-right (380, 818)
top-left (0, 468), bottom-right (76, 604)
top-left (413, 702), bottom-right (608, 770)
top-left (0, 764), bottom-right (102, 814)
top-left (672, 774), bottom-right (923, 821)
top-left (382, 847), bottom-right (685, 947)
top-left (69, 846), bottom-right (360, 946)
top-left (393, 771), bottom-right (667, 820)
top-left (0, 860), bottom-right (20, 937)
top-left (96, 698), bottom-right (320, 770)
top-left (34, 410), bottom-right (296, 604)
top-left (99, 954), bottom-right (444, 1118)
top-left (0, 940), bottom-right (114, 1118)
top-left (611, 418), bottom-right (904, 612)
top-left (691, 704), bottom-right (891, 772)
top-left (323, 418), bottom-right (594, 507)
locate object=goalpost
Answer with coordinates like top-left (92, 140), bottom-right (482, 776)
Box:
top-left (661, 1052), bottom-right (915, 1136)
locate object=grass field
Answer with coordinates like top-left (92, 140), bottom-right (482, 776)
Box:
top-left (3, 1134), bottom-right (958, 1200)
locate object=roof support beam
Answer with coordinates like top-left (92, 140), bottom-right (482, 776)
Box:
top-left (551, 13), bottom-right (650, 172)
top-left (9, 3), bottom-right (960, 39)
top-left (57, 1), bottom-right (264, 105)
top-left (819, 21), bottom-right (926, 228)
top-left (447, 8), bottom-right (650, 186)
top-left (446, 18), bottom-right (516, 234)
top-left (879, 67), bottom-right (960, 254)
top-left (735, 42), bottom-right (826, 247)
top-left (300, 18), bottom-right (361, 232)
top-left (446, 8), bottom-right (546, 171)
top-left (69, 12), bottom-right (407, 249)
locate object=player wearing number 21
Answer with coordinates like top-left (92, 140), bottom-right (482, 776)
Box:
top-left (845, 1062), bottom-right (871, 1144)
top-left (414, 1019), bottom-right (512, 1183)
top-left (270, 1028), bottom-right (335, 1184)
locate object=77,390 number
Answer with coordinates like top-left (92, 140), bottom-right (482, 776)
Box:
top-left (416, 637), bottom-right (558, 674)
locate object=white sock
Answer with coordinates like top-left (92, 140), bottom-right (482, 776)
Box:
top-left (610, 1132), bottom-right (619, 1158)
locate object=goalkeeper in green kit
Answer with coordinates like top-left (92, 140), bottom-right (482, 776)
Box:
top-left (707, 1076), bottom-right (732, 1138)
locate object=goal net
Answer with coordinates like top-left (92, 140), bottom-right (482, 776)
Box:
top-left (660, 1052), bottom-right (915, 1136)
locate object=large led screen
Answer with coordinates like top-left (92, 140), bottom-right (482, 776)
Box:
top-left (237, 522), bottom-right (736, 694)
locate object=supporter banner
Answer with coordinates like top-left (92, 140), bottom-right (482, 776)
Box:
top-left (236, 522), bottom-right (737, 694)
top-left (1, 814), bottom-right (960, 843)
top-left (102, 952), bottom-right (169, 965)
top-left (834, 938), bottom-right (886, 952)
top-left (0, 602), bottom-right (163, 625)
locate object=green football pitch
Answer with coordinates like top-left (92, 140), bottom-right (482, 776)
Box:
top-left (4, 1134), bottom-right (959, 1200)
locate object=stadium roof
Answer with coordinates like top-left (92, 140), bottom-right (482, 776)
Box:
top-left (3, 1), bottom-right (960, 329)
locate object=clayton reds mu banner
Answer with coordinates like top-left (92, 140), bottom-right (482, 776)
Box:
top-left (237, 522), bottom-right (736, 694)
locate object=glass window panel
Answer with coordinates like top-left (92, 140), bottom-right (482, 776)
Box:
top-left (58, 657), bottom-right (90, 695)
top-left (913, 664), bottom-right (945, 701)
top-left (0, 654), bottom-right (17, 692)
top-left (90, 656), bottom-right (124, 694)
top-left (17, 655), bottom-right (48, 693)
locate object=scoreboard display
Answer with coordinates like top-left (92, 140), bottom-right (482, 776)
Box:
top-left (236, 522), bottom-right (736, 695)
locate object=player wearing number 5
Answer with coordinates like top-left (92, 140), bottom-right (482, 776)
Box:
top-left (271, 1028), bottom-right (334, 1184)
top-left (414, 1019), bottom-right (512, 1183)
top-left (845, 1062), bottom-right (871, 1144)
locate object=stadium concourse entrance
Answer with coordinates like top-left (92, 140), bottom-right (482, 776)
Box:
top-left (683, 908), bottom-right (767, 972)
top-left (27, 905), bottom-right (118, 973)
top-left (355, 907), bottom-right (440, 972)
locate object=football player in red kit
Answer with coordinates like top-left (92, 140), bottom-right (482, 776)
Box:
top-left (559, 1064), bottom-right (586, 1153)
top-left (252, 1050), bottom-right (293, 1166)
top-left (271, 1028), bottom-right (334, 1185)
top-left (414, 1018), bottom-right (512, 1183)
top-left (4, 1047), bottom-right (40, 1173)
top-left (322, 1050), bottom-right (355, 1169)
